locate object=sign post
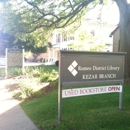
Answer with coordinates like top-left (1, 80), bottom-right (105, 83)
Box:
top-left (58, 81), bottom-right (62, 123)
top-left (58, 51), bottom-right (126, 123)
top-left (5, 48), bottom-right (8, 77)
top-left (58, 53), bottom-right (62, 123)
top-left (119, 83), bottom-right (123, 109)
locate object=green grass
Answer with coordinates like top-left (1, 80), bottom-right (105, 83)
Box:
top-left (42, 65), bottom-right (58, 72)
top-left (21, 85), bottom-right (130, 130)
top-left (25, 65), bottom-right (58, 72)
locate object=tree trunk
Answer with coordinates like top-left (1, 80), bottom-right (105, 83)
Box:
top-left (115, 0), bottom-right (130, 78)
top-left (32, 54), bottom-right (40, 62)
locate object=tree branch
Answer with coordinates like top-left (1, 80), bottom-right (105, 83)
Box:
top-left (68, 0), bottom-right (74, 11)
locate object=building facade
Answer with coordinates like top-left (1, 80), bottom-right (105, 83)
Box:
top-left (110, 26), bottom-right (120, 52)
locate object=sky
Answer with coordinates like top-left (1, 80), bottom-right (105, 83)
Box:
top-left (86, 2), bottom-right (120, 25)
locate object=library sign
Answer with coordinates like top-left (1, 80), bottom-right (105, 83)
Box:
top-left (5, 46), bottom-right (24, 76)
top-left (6, 46), bottom-right (23, 68)
top-left (60, 51), bottom-right (126, 86)
top-left (58, 51), bottom-right (126, 123)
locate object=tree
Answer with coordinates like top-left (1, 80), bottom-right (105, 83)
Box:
top-left (114, 0), bottom-right (130, 77)
top-left (23, 41), bottom-right (52, 61)
top-left (0, 31), bottom-right (14, 55)
top-left (68, 30), bottom-right (105, 51)
top-left (0, 30), bottom-right (50, 56)
top-left (0, 0), bottom-right (130, 77)
top-left (0, 0), bottom-right (94, 44)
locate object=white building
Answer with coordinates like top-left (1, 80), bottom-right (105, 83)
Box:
top-left (50, 20), bottom-right (117, 62)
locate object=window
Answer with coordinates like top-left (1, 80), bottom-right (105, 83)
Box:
top-left (68, 36), bottom-right (74, 40)
top-left (62, 32), bottom-right (67, 42)
top-left (56, 34), bottom-right (61, 43)
top-left (55, 32), bottom-right (74, 43)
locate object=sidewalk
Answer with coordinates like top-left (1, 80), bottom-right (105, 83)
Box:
top-left (0, 79), bottom-right (38, 130)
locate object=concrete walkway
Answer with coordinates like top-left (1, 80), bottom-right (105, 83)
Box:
top-left (0, 79), bottom-right (38, 130)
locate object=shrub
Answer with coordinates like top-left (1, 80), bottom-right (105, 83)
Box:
top-left (0, 68), bottom-right (5, 76)
top-left (24, 57), bottom-right (27, 62)
top-left (40, 70), bottom-right (58, 83)
top-left (8, 68), bottom-right (22, 76)
top-left (19, 81), bottom-right (34, 99)
top-left (40, 58), bottom-right (44, 62)
top-left (55, 60), bottom-right (59, 66)
top-left (25, 66), bottom-right (44, 78)
top-left (40, 72), bottom-right (50, 82)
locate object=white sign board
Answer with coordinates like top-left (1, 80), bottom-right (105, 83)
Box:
top-left (62, 85), bottom-right (122, 98)
top-left (0, 58), bottom-right (5, 66)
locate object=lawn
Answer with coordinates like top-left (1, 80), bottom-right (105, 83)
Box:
top-left (21, 85), bottom-right (130, 130)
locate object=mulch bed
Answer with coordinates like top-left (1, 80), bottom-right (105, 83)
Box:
top-left (2, 75), bottom-right (130, 101)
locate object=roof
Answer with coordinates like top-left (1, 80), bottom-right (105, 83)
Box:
top-left (109, 26), bottom-right (119, 37)
top-left (52, 43), bottom-right (60, 48)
